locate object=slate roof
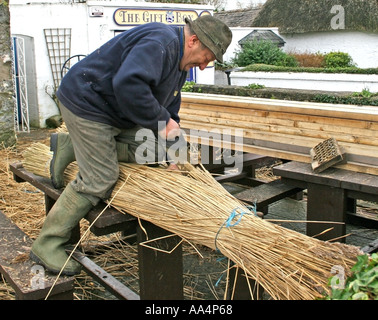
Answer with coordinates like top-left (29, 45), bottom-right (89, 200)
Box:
top-left (238, 30), bottom-right (285, 47)
top-left (215, 8), bottom-right (262, 28)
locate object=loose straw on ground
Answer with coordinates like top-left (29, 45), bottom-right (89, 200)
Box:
top-left (22, 143), bottom-right (362, 300)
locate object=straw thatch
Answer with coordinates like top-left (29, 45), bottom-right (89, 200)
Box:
top-left (251, 0), bottom-right (378, 34)
top-left (22, 142), bottom-right (363, 300)
top-left (215, 8), bottom-right (262, 28)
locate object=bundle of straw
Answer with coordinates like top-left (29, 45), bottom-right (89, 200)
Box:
top-left (22, 143), bottom-right (361, 300)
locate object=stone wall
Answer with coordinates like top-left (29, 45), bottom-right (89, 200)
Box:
top-left (0, 1), bottom-right (15, 147)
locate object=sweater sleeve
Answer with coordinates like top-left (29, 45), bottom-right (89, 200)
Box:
top-left (112, 38), bottom-right (172, 131)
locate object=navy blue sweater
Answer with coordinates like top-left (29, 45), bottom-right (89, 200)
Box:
top-left (57, 23), bottom-right (187, 131)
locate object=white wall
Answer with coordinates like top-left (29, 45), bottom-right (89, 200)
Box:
top-left (281, 31), bottom-right (378, 69)
top-left (9, 0), bottom-right (214, 128)
top-left (230, 71), bottom-right (378, 92)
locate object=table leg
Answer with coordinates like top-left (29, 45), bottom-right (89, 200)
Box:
top-left (137, 220), bottom-right (183, 299)
top-left (306, 183), bottom-right (347, 242)
top-left (227, 267), bottom-right (263, 300)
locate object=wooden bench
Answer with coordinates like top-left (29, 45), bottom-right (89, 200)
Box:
top-left (233, 179), bottom-right (304, 215)
top-left (273, 161), bottom-right (378, 242)
top-left (9, 162), bottom-right (182, 300)
top-left (0, 210), bottom-right (74, 300)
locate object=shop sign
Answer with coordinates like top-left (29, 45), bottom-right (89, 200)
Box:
top-left (114, 8), bottom-right (210, 26)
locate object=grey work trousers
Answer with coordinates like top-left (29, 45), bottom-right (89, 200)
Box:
top-left (59, 102), bottom-right (166, 206)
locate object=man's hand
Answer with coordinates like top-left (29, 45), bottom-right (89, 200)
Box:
top-left (159, 118), bottom-right (181, 141)
top-left (159, 118), bottom-right (187, 170)
top-left (167, 163), bottom-right (180, 171)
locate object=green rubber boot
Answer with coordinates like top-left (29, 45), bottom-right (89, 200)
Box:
top-left (30, 183), bottom-right (93, 276)
top-left (50, 133), bottom-right (129, 189)
top-left (50, 133), bottom-right (76, 189)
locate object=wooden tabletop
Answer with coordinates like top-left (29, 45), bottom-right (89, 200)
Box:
top-left (273, 161), bottom-right (378, 195)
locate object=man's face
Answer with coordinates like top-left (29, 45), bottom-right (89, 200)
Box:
top-left (180, 36), bottom-right (216, 72)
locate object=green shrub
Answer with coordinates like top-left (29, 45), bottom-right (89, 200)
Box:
top-left (323, 253), bottom-right (378, 300)
top-left (324, 51), bottom-right (355, 68)
top-left (275, 53), bottom-right (298, 67)
top-left (232, 40), bottom-right (298, 67)
top-left (246, 83), bottom-right (265, 89)
top-left (181, 81), bottom-right (196, 92)
top-left (313, 90), bottom-right (378, 106)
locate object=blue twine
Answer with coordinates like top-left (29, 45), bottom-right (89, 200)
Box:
top-left (214, 202), bottom-right (257, 287)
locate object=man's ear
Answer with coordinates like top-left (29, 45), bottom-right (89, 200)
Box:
top-left (187, 34), bottom-right (200, 48)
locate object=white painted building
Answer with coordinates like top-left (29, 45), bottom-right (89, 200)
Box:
top-left (281, 31), bottom-right (378, 69)
top-left (9, 0), bottom-right (214, 128)
top-left (224, 28), bottom-right (378, 69)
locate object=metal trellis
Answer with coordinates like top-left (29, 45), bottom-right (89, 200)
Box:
top-left (44, 28), bottom-right (71, 89)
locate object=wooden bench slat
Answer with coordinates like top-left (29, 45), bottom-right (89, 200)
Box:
top-left (9, 162), bottom-right (136, 236)
top-left (0, 210), bottom-right (74, 300)
top-left (202, 153), bottom-right (269, 171)
top-left (273, 161), bottom-right (378, 194)
top-left (234, 179), bottom-right (303, 209)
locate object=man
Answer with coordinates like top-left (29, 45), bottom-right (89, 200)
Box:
top-left (30, 15), bottom-right (232, 275)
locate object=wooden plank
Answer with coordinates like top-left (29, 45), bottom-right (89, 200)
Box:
top-left (180, 103), bottom-right (378, 136)
top-left (180, 93), bottom-right (378, 175)
top-left (0, 210), bottom-right (74, 300)
top-left (180, 119), bottom-right (378, 157)
top-left (180, 95), bottom-right (378, 175)
top-left (181, 121), bottom-right (378, 168)
top-left (234, 179), bottom-right (303, 208)
top-left (273, 161), bottom-right (378, 195)
top-left (184, 129), bottom-right (311, 163)
top-left (180, 113), bottom-right (378, 147)
top-left (202, 153), bottom-right (269, 171)
top-left (182, 93), bottom-right (378, 122)
top-left (186, 131), bottom-right (378, 175)
top-left (9, 162), bottom-right (136, 236)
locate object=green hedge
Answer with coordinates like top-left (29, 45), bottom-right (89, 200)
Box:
top-left (189, 83), bottom-right (378, 107)
top-left (241, 64), bottom-right (378, 75)
top-left (313, 94), bottom-right (378, 106)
